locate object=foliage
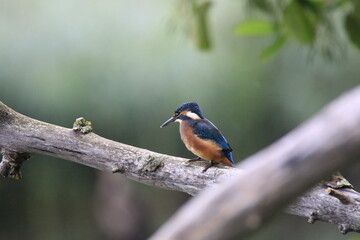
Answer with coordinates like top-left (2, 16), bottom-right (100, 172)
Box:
top-left (238, 0), bottom-right (360, 59)
top-left (178, 0), bottom-right (360, 59)
top-left (172, 0), bottom-right (212, 50)
top-left (1, 1), bottom-right (360, 239)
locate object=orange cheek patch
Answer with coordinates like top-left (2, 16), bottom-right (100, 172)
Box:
top-left (180, 110), bottom-right (189, 116)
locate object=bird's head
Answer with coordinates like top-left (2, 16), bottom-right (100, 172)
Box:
top-left (160, 102), bottom-right (204, 128)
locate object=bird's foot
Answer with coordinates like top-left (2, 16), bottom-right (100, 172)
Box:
top-left (188, 157), bottom-right (205, 163)
top-left (202, 161), bottom-right (218, 173)
top-left (188, 158), bottom-right (218, 173)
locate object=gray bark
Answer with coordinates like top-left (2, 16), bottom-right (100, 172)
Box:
top-left (1, 85), bottom-right (360, 239)
top-left (0, 101), bottom-right (237, 195)
top-left (150, 85), bottom-right (360, 239)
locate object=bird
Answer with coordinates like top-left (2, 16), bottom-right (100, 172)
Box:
top-left (160, 102), bottom-right (234, 172)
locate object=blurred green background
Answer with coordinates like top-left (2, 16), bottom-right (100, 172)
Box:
top-left (1, 0), bottom-right (360, 239)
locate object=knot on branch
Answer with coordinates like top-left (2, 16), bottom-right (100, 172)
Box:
top-left (323, 173), bottom-right (355, 204)
top-left (338, 223), bottom-right (351, 235)
top-left (323, 173), bottom-right (353, 189)
top-left (137, 155), bottom-right (164, 172)
top-left (326, 188), bottom-right (352, 204)
top-left (0, 149), bottom-right (30, 180)
top-left (73, 117), bottom-right (93, 134)
top-left (308, 211), bottom-right (319, 224)
top-left (0, 101), bottom-right (15, 125)
top-left (112, 165), bottom-right (125, 174)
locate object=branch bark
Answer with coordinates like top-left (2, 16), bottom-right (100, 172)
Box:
top-left (0, 85), bottom-right (360, 239)
top-left (150, 85), bottom-right (360, 239)
top-left (0, 101), bottom-right (239, 195)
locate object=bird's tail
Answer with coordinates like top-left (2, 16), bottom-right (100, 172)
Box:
top-left (224, 151), bottom-right (235, 166)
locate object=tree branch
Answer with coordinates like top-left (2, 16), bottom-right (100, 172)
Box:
top-left (0, 101), bottom-right (237, 195)
top-left (150, 85), bottom-right (360, 239)
top-left (286, 183), bottom-right (360, 234)
top-left (0, 86), bottom-right (360, 239)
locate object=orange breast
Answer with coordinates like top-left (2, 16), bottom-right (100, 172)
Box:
top-left (179, 122), bottom-right (233, 166)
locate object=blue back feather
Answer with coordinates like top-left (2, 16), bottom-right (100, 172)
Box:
top-left (192, 119), bottom-right (235, 165)
top-left (223, 151), bottom-right (234, 166)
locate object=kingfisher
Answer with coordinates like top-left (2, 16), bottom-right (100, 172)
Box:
top-left (160, 102), bottom-right (235, 172)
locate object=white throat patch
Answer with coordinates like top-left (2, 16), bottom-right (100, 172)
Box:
top-left (185, 111), bottom-right (201, 120)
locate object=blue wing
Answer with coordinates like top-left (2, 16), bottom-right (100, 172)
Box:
top-left (223, 151), bottom-right (234, 166)
top-left (193, 119), bottom-right (232, 152)
top-left (192, 119), bottom-right (234, 165)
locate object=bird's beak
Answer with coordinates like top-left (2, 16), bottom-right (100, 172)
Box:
top-left (160, 116), bottom-right (177, 128)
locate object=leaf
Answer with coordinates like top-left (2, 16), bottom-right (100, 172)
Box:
top-left (191, 1), bottom-right (212, 50)
top-left (345, 12), bottom-right (360, 50)
top-left (234, 20), bottom-right (274, 36)
top-left (260, 36), bottom-right (287, 60)
top-left (283, 1), bottom-right (317, 44)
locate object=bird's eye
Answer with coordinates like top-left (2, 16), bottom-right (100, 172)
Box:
top-left (173, 112), bottom-right (179, 117)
